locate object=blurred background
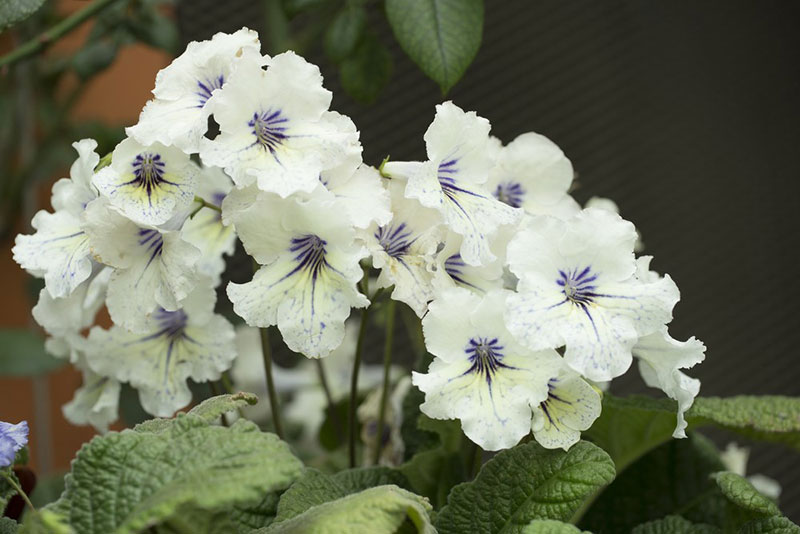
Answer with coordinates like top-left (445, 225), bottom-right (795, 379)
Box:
top-left (1, 0), bottom-right (798, 520)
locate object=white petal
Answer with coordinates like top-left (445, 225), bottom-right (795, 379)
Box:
top-left (32, 267), bottom-right (110, 337)
top-left (51, 138), bottom-right (100, 216)
top-left (93, 138), bottom-right (198, 226)
top-left (532, 370), bottom-right (601, 450)
top-left (322, 162), bottom-right (392, 229)
top-left (431, 231), bottom-right (505, 295)
top-left (633, 328), bottom-right (705, 438)
top-left (62, 368), bottom-right (120, 433)
top-left (13, 210), bottom-right (92, 298)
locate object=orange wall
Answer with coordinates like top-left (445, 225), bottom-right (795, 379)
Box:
top-left (0, 0), bottom-right (173, 475)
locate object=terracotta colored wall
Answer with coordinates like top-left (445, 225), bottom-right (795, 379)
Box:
top-left (0, 0), bottom-right (172, 476)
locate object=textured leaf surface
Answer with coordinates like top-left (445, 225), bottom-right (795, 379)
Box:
top-left (738, 516), bottom-right (800, 534)
top-left (0, 518), bottom-right (17, 534)
top-left (260, 485), bottom-right (434, 534)
top-left (690, 397), bottom-right (800, 450)
top-left (521, 519), bottom-right (585, 533)
top-left (712, 472), bottom-right (780, 517)
top-left (185, 391), bottom-right (258, 423)
top-left (0, 0), bottom-right (47, 33)
top-left (230, 493), bottom-right (282, 533)
top-left (62, 416), bottom-right (302, 534)
top-left (385, 0), bottom-right (483, 93)
top-left (435, 441), bottom-right (615, 534)
top-left (631, 515), bottom-right (721, 533)
top-left (0, 329), bottom-right (64, 376)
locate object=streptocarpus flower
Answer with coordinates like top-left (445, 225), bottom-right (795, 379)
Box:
top-left (224, 186), bottom-right (368, 358)
top-left (63, 363), bottom-right (121, 434)
top-left (85, 282), bottom-right (236, 417)
top-left (0, 421), bottom-right (28, 467)
top-left (505, 209), bottom-right (680, 382)
top-left (200, 51), bottom-right (360, 197)
top-left (384, 102), bottom-right (520, 266)
top-left (413, 288), bottom-right (560, 451)
top-left (93, 137), bottom-right (199, 226)
top-left (127, 28), bottom-right (262, 153)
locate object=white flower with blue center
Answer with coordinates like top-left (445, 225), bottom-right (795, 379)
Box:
top-left (127, 28), bottom-right (262, 153)
top-left (13, 139), bottom-right (101, 298)
top-left (486, 132), bottom-right (580, 219)
top-left (83, 198), bottom-right (201, 333)
top-left (633, 325), bottom-right (704, 438)
top-left (383, 102), bottom-right (520, 266)
top-left (93, 137), bottom-right (199, 226)
top-left (0, 421), bottom-right (28, 467)
top-left (200, 51), bottom-right (360, 198)
top-left (85, 282), bottom-right (236, 417)
top-left (430, 230), bottom-right (509, 295)
top-left (181, 166), bottom-right (236, 286)
top-left (413, 288), bottom-right (560, 451)
top-left (224, 186), bottom-right (368, 358)
top-left (506, 209), bottom-right (680, 382)
top-left (364, 179), bottom-right (443, 317)
top-left (531, 364), bottom-right (602, 450)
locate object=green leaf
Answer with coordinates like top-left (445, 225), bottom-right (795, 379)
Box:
top-left (72, 37), bottom-right (121, 80)
top-left (127, 6), bottom-right (180, 54)
top-left (60, 416), bottom-right (303, 534)
top-left (0, 517), bottom-right (17, 534)
top-left (282, 0), bottom-right (330, 17)
top-left (385, 0), bottom-right (483, 93)
top-left (332, 466), bottom-right (411, 493)
top-left (324, 6), bottom-right (366, 62)
top-left (631, 515), bottom-right (721, 534)
top-left (258, 485), bottom-right (434, 533)
top-left (521, 520), bottom-right (585, 533)
top-left (0, 0), bottom-right (47, 33)
top-left (339, 32), bottom-right (392, 104)
top-left (0, 329), bottom-right (64, 377)
top-left (738, 516), bottom-right (800, 534)
top-left (712, 472), bottom-right (780, 517)
top-left (185, 391), bottom-right (258, 423)
top-left (18, 509), bottom-right (73, 534)
top-left (1, 468), bottom-right (21, 512)
top-left (434, 441), bottom-right (615, 534)
top-left (230, 493), bottom-right (282, 533)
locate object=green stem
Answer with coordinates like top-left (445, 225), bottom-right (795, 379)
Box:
top-left (259, 327), bottom-right (285, 439)
top-left (1, 471), bottom-right (35, 512)
top-left (190, 196), bottom-right (222, 218)
top-left (0, 0), bottom-right (123, 70)
top-left (315, 359), bottom-right (344, 444)
top-left (467, 440), bottom-right (483, 479)
top-left (348, 305), bottom-right (372, 468)
top-left (372, 298), bottom-right (396, 465)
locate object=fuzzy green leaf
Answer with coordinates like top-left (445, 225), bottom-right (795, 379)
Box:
top-left (0, 0), bottom-right (46, 33)
top-left (712, 472), bottom-right (780, 517)
top-left (521, 520), bottom-right (585, 533)
top-left (0, 518), bottom-right (18, 534)
top-left (435, 441), bottom-right (615, 534)
top-left (61, 416), bottom-right (302, 534)
top-left (738, 516), bottom-right (800, 534)
top-left (259, 485), bottom-right (434, 534)
top-left (631, 515), bottom-right (721, 534)
top-left (1, 468), bottom-right (20, 512)
top-left (385, 0), bottom-right (483, 93)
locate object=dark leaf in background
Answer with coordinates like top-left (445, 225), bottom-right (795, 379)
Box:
top-left (385, 0), bottom-right (483, 94)
top-left (339, 31), bottom-right (392, 104)
top-left (0, 0), bottom-right (47, 33)
top-left (282, 0), bottom-right (331, 18)
top-left (71, 37), bottom-right (121, 80)
top-left (0, 330), bottom-right (63, 377)
top-left (323, 5), bottom-right (366, 63)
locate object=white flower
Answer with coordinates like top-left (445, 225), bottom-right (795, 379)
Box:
top-left (384, 102), bottom-right (520, 266)
top-left (181, 166), bottom-right (236, 285)
top-left (63, 365), bottom-right (121, 434)
top-left (83, 198), bottom-right (200, 332)
top-left (632, 326), bottom-right (704, 438)
top-left (13, 140), bottom-right (101, 298)
top-left (364, 179), bottom-right (443, 316)
top-left (85, 282), bottom-right (236, 417)
top-left (487, 133), bottom-right (580, 219)
top-left (505, 209), bottom-right (680, 382)
top-left (224, 186), bottom-right (368, 358)
top-left (413, 288), bottom-right (560, 451)
top-left (358, 376), bottom-right (412, 466)
top-left (531, 364), bottom-right (602, 450)
top-left (430, 230), bottom-right (508, 295)
top-left (126, 28), bottom-right (262, 153)
top-left (585, 196), bottom-right (644, 252)
top-left (200, 51), bottom-right (360, 197)
top-left (93, 137), bottom-right (199, 226)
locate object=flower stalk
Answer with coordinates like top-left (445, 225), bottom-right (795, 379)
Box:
top-left (372, 298), bottom-right (396, 466)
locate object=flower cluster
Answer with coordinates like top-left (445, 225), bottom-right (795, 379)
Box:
top-left (13, 28), bottom-right (704, 453)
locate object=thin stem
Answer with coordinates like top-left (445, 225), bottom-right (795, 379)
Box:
top-left (259, 327), bottom-right (285, 439)
top-left (378, 155), bottom-right (392, 178)
top-left (190, 196), bottom-right (222, 218)
top-left (0, 0), bottom-right (123, 71)
top-left (372, 298), bottom-right (396, 465)
top-left (1, 471), bottom-right (35, 512)
top-left (467, 440), bottom-right (483, 479)
top-left (315, 359), bottom-right (344, 444)
top-left (348, 305), bottom-right (372, 468)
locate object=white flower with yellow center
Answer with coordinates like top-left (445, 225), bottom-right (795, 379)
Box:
top-left (13, 139), bottom-right (100, 298)
top-left (127, 28), bottom-right (262, 153)
top-left (505, 208), bottom-right (680, 382)
top-left (486, 133), bottom-right (580, 218)
top-left (224, 186), bottom-right (368, 358)
top-left (364, 179), bottom-right (443, 317)
top-left (93, 137), bottom-right (199, 226)
top-left (383, 102), bottom-right (520, 266)
top-left (413, 288), bottom-right (560, 451)
top-left (83, 198), bottom-right (201, 333)
top-left (531, 364), bottom-right (602, 450)
top-left (181, 166), bottom-right (236, 285)
top-left (85, 282), bottom-right (236, 417)
top-left (200, 51), bottom-right (360, 197)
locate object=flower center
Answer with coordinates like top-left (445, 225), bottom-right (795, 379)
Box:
top-left (131, 153), bottom-right (168, 197)
top-left (290, 235), bottom-right (328, 278)
top-left (464, 337), bottom-right (514, 384)
top-left (557, 266), bottom-right (598, 307)
top-left (494, 181), bottom-right (525, 208)
top-left (539, 377), bottom-right (570, 425)
top-left (250, 110), bottom-right (288, 153)
top-left (196, 74), bottom-right (224, 107)
top-left (138, 229), bottom-right (163, 264)
top-left (444, 253), bottom-right (481, 291)
top-left (375, 223), bottom-right (414, 258)
top-left (153, 308), bottom-right (189, 337)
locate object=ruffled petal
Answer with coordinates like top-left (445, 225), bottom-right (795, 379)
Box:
top-left (532, 370), bottom-right (601, 450)
top-left (62, 368), bottom-right (121, 433)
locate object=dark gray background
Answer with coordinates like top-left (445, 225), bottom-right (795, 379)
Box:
top-left (179, 0), bottom-right (800, 519)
